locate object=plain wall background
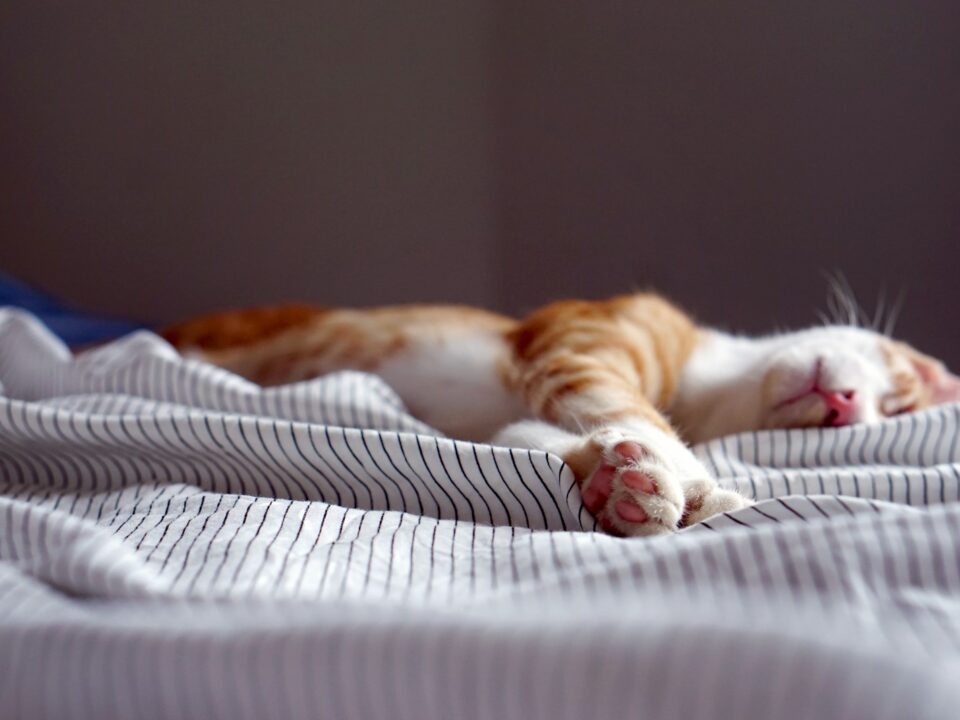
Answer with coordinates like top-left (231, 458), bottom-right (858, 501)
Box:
top-left (2, 1), bottom-right (959, 364)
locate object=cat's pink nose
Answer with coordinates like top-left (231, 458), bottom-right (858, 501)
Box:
top-left (821, 390), bottom-right (856, 426)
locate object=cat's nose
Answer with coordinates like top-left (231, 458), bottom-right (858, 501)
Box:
top-left (821, 390), bottom-right (856, 426)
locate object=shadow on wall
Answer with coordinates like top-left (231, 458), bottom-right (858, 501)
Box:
top-left (1, 0), bottom-right (958, 364)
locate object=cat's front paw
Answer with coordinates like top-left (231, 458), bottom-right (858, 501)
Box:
top-left (564, 425), bottom-right (742, 536)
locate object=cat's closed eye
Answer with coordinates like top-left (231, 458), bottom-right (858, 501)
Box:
top-left (880, 394), bottom-right (917, 416)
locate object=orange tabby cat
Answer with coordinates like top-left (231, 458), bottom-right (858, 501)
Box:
top-left (162, 294), bottom-right (960, 536)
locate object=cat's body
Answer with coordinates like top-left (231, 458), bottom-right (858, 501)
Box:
top-left (162, 293), bottom-right (960, 536)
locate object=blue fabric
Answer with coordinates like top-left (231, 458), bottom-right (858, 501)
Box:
top-left (0, 272), bottom-right (144, 345)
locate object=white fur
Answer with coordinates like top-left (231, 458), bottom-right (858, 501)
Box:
top-left (377, 322), bottom-right (912, 445)
top-left (376, 331), bottom-right (528, 441)
top-left (671, 326), bottom-right (895, 443)
top-left (491, 419), bottom-right (584, 457)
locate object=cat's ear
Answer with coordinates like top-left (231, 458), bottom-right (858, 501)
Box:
top-left (904, 347), bottom-right (960, 404)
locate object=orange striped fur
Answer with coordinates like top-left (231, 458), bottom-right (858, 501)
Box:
top-left (162, 294), bottom-right (695, 437)
top-left (164, 304), bottom-right (513, 387)
top-left (506, 295), bottom-right (698, 433)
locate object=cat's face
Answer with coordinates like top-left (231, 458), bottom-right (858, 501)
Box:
top-left (757, 327), bottom-right (960, 430)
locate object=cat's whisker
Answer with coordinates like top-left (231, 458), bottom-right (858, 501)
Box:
top-left (871, 289), bottom-right (887, 332)
top-left (843, 275), bottom-right (866, 327)
top-left (823, 269), bottom-right (872, 328)
top-left (824, 288), bottom-right (843, 326)
top-left (823, 271), bottom-right (842, 324)
top-left (824, 272), bottom-right (849, 325)
top-left (883, 288), bottom-right (906, 337)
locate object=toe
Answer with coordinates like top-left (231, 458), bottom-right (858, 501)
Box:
top-left (614, 499), bottom-right (649, 523)
top-left (581, 464), bottom-right (616, 512)
top-left (613, 441), bottom-right (649, 462)
top-left (621, 470), bottom-right (657, 494)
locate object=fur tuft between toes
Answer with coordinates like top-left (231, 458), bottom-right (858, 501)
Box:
top-left (682, 486), bottom-right (753, 527)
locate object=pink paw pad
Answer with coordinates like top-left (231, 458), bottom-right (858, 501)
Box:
top-left (614, 441), bottom-right (649, 462)
top-left (581, 464), bottom-right (616, 513)
top-left (615, 499), bottom-right (648, 523)
top-left (621, 470), bottom-right (657, 494)
top-left (570, 431), bottom-right (707, 536)
top-left (580, 440), bottom-right (664, 532)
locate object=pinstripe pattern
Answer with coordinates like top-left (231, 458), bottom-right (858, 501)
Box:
top-left (1, 307), bottom-right (959, 719)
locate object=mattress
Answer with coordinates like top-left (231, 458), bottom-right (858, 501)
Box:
top-left (1, 307), bottom-right (958, 719)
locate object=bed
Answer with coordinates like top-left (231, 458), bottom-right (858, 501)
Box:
top-left (1, 307), bottom-right (958, 719)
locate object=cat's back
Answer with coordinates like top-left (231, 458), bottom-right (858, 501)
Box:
top-left (161, 303), bottom-right (525, 438)
top-left (161, 303), bottom-right (326, 353)
top-left (163, 301), bottom-right (514, 366)
top-left (159, 294), bottom-right (698, 439)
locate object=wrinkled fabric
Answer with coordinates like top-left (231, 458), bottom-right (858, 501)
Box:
top-left (1, 308), bottom-right (958, 720)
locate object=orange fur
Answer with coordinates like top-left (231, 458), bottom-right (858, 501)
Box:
top-left (161, 304), bottom-right (325, 352)
top-left (877, 338), bottom-right (958, 413)
top-left (165, 304), bottom-right (515, 385)
top-left (161, 294), bottom-right (695, 434)
top-left (506, 295), bottom-right (698, 433)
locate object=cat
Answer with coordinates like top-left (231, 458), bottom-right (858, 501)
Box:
top-left (161, 293), bottom-right (960, 536)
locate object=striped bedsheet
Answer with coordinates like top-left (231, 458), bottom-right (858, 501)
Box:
top-left (1, 307), bottom-right (958, 720)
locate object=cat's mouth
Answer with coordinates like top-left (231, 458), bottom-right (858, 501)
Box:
top-left (769, 360), bottom-right (858, 428)
top-left (822, 408), bottom-right (841, 426)
top-left (773, 389), bottom-right (856, 425)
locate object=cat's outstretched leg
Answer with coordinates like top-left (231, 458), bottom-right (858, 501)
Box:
top-left (501, 294), bottom-right (750, 534)
top-left (492, 419), bottom-right (749, 536)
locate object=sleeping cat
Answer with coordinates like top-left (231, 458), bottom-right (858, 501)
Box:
top-left (162, 294), bottom-right (960, 536)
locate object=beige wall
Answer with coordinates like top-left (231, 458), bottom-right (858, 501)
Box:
top-left (2, 1), bottom-right (959, 364)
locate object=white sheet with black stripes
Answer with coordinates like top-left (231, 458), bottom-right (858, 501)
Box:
top-left (1, 307), bottom-right (959, 720)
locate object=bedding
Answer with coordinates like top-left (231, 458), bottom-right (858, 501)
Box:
top-left (1, 307), bottom-right (959, 719)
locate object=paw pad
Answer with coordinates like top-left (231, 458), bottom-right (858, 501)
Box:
top-left (579, 439), bottom-right (685, 536)
top-left (569, 426), bottom-right (740, 537)
top-left (614, 499), bottom-right (648, 523)
top-left (621, 470), bottom-right (657, 494)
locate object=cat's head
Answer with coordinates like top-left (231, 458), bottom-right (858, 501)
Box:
top-left (757, 326), bottom-right (960, 430)
top-left (677, 325), bottom-right (960, 442)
